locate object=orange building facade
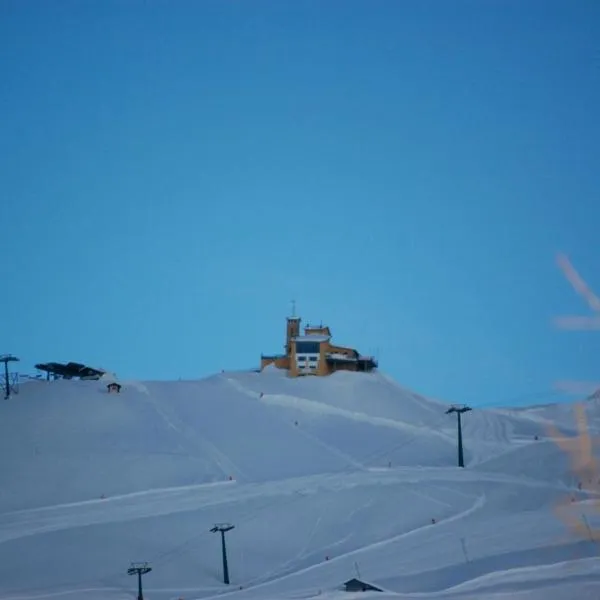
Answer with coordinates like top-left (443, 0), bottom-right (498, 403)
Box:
top-left (260, 315), bottom-right (378, 377)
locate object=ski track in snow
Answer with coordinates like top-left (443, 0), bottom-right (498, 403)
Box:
top-left (203, 493), bottom-right (488, 600)
top-left (260, 392), bottom-right (453, 442)
top-left (143, 386), bottom-right (248, 480)
top-left (226, 377), bottom-right (454, 443)
top-left (0, 467), bottom-right (576, 546)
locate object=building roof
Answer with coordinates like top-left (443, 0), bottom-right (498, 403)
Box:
top-left (343, 578), bottom-right (382, 592)
top-left (305, 328), bottom-right (331, 336)
top-left (293, 335), bottom-right (330, 342)
top-left (35, 362), bottom-right (106, 379)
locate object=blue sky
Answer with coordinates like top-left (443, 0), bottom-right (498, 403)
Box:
top-left (1, 0), bottom-right (599, 407)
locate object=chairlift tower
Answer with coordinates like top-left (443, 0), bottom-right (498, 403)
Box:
top-left (210, 522), bottom-right (235, 584)
top-left (0, 355), bottom-right (19, 400)
top-left (127, 562), bottom-right (152, 600)
top-left (446, 405), bottom-right (472, 468)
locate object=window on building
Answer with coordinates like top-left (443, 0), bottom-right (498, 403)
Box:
top-left (296, 342), bottom-right (320, 354)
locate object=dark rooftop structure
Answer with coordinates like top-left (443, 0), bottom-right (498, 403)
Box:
top-left (34, 362), bottom-right (106, 381)
top-left (342, 579), bottom-right (383, 593)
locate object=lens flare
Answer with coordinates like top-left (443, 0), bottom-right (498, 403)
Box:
top-left (547, 402), bottom-right (600, 539)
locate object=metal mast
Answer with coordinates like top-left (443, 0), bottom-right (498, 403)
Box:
top-left (446, 405), bottom-right (472, 467)
top-left (0, 355), bottom-right (19, 400)
top-left (127, 562), bottom-right (152, 600)
top-left (210, 523), bottom-right (235, 584)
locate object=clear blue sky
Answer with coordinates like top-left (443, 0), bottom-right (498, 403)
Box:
top-left (1, 0), bottom-right (599, 407)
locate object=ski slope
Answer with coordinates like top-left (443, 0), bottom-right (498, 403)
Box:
top-left (0, 368), bottom-right (598, 600)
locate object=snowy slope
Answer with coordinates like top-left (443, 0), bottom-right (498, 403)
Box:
top-left (0, 369), bottom-right (598, 600)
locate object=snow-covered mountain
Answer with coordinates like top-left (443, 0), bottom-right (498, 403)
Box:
top-left (0, 368), bottom-right (598, 600)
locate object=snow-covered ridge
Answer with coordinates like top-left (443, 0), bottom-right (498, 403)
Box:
top-left (0, 370), bottom-right (598, 600)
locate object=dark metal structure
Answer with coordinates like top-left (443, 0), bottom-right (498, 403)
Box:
top-left (210, 523), bottom-right (235, 584)
top-left (343, 578), bottom-right (383, 592)
top-left (34, 361), bottom-right (105, 381)
top-left (446, 405), bottom-right (472, 468)
top-left (127, 562), bottom-right (152, 600)
top-left (0, 354), bottom-right (19, 400)
top-left (326, 353), bottom-right (378, 372)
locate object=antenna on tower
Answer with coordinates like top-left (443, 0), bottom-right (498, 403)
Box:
top-left (291, 299), bottom-right (296, 317)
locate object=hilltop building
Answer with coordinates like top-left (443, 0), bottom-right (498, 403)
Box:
top-left (260, 314), bottom-right (378, 377)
